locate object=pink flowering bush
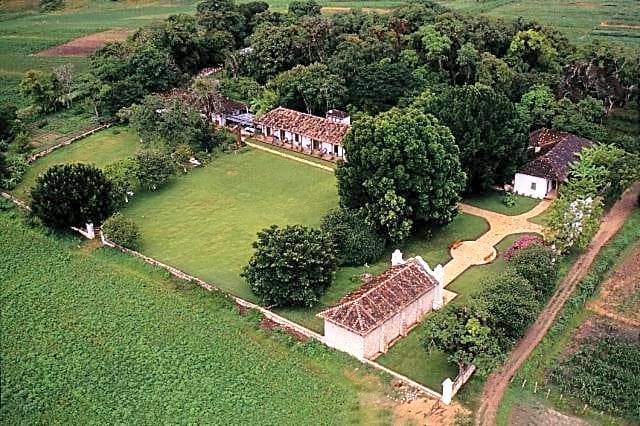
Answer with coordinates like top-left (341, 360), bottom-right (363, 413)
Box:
top-left (504, 235), bottom-right (543, 261)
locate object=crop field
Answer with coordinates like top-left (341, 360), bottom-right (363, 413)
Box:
top-left (0, 204), bottom-right (408, 424)
top-left (10, 127), bottom-right (138, 199)
top-left (496, 209), bottom-right (640, 425)
top-left (437, 0), bottom-right (640, 48)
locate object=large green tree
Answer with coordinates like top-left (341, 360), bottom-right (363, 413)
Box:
top-left (242, 225), bottom-right (337, 307)
top-left (30, 164), bottom-right (114, 229)
top-left (508, 243), bottom-right (558, 299)
top-left (414, 84), bottom-right (528, 193)
top-left (134, 149), bottom-right (176, 191)
top-left (267, 63), bottom-right (346, 115)
top-left (422, 304), bottom-right (502, 374)
top-left (336, 107), bottom-right (466, 242)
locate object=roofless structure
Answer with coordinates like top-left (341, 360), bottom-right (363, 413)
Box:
top-left (318, 250), bottom-right (444, 360)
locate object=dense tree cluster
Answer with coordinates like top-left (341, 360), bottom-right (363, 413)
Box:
top-left (336, 108), bottom-right (466, 241)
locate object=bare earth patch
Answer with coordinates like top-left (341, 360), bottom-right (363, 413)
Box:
top-left (36, 29), bottom-right (135, 57)
top-left (600, 21), bottom-right (640, 30)
top-left (587, 243), bottom-right (640, 326)
top-left (322, 6), bottom-right (392, 14)
top-left (510, 402), bottom-right (588, 426)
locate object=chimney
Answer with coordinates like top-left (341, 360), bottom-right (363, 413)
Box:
top-left (326, 109), bottom-right (350, 125)
top-left (391, 249), bottom-right (404, 266)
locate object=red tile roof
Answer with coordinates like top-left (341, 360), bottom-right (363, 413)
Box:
top-left (317, 258), bottom-right (438, 336)
top-left (255, 107), bottom-right (350, 146)
top-left (520, 130), bottom-right (593, 181)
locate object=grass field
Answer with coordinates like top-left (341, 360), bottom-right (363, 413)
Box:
top-left (0, 204), bottom-right (404, 424)
top-left (121, 148), bottom-right (339, 301)
top-left (10, 127), bottom-right (138, 199)
top-left (463, 191), bottom-right (540, 216)
top-left (437, 0), bottom-right (640, 48)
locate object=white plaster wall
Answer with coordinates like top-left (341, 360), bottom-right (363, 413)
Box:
top-left (323, 321), bottom-right (365, 359)
top-left (361, 289), bottom-right (436, 359)
top-left (514, 173), bottom-right (549, 199)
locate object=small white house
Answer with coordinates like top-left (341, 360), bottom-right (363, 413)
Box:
top-left (255, 107), bottom-right (350, 158)
top-left (318, 251), bottom-right (444, 360)
top-left (514, 129), bottom-right (593, 199)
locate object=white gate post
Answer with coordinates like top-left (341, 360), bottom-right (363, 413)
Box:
top-left (441, 378), bottom-right (453, 405)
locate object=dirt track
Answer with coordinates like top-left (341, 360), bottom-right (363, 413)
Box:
top-left (475, 183), bottom-right (640, 426)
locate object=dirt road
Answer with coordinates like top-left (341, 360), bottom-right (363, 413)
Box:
top-left (475, 183), bottom-right (640, 426)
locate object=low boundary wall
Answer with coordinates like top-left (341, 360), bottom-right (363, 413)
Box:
top-left (1, 192), bottom-right (456, 404)
top-left (27, 124), bottom-right (111, 164)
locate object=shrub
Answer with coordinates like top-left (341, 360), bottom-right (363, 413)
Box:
top-left (501, 192), bottom-right (517, 207)
top-left (134, 148), bottom-right (175, 191)
top-left (508, 243), bottom-right (558, 299)
top-left (102, 213), bottom-right (140, 249)
top-left (0, 154), bottom-right (27, 190)
top-left (320, 208), bottom-right (386, 266)
top-left (30, 163), bottom-right (114, 229)
top-left (476, 269), bottom-right (541, 347)
top-left (503, 235), bottom-right (542, 261)
top-left (242, 225), bottom-right (337, 307)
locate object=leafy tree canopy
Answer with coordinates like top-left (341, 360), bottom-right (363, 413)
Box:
top-left (30, 163), bottom-right (114, 229)
top-left (336, 107), bottom-right (465, 241)
top-left (242, 225), bottom-right (337, 307)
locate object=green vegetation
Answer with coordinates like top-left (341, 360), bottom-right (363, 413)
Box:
top-left (550, 337), bottom-right (640, 421)
top-left (464, 191), bottom-right (540, 216)
top-left (497, 209), bottom-right (640, 425)
top-left (121, 148), bottom-right (338, 301)
top-left (10, 127), bottom-right (138, 199)
top-left (0, 1), bottom-right (201, 105)
top-left (278, 212), bottom-right (489, 332)
top-left (437, 0), bottom-right (640, 48)
top-left (0, 203), bottom-right (400, 424)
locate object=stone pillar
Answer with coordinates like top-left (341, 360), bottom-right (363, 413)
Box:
top-left (441, 378), bottom-right (453, 405)
top-left (432, 264), bottom-right (444, 310)
top-left (85, 222), bottom-right (95, 239)
top-left (391, 249), bottom-right (404, 266)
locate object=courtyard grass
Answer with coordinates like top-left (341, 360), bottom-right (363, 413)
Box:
top-left (0, 204), bottom-right (401, 424)
top-left (463, 191), bottom-right (540, 216)
top-left (121, 148), bottom-right (338, 301)
top-left (277, 212), bottom-right (489, 332)
top-left (10, 127), bottom-right (138, 199)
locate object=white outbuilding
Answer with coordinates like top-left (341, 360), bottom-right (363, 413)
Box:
top-left (514, 129), bottom-right (593, 199)
top-left (318, 251), bottom-right (444, 360)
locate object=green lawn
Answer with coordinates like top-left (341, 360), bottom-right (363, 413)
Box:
top-left (10, 127), bottom-right (138, 199)
top-left (121, 148), bottom-right (338, 301)
top-left (278, 212), bottom-right (489, 332)
top-left (437, 0), bottom-right (640, 48)
top-left (0, 203), bottom-right (401, 424)
top-left (464, 191), bottom-right (540, 216)
top-left (248, 138), bottom-right (337, 169)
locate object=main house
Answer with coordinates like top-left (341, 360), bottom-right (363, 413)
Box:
top-left (255, 107), bottom-right (350, 159)
top-left (318, 251), bottom-right (444, 360)
top-left (513, 128), bottom-right (593, 199)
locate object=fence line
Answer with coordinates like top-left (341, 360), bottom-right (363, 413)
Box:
top-left (27, 124), bottom-right (111, 164)
top-left (1, 192), bottom-right (450, 403)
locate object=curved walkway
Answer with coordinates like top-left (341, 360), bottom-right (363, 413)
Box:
top-left (444, 200), bottom-right (550, 285)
